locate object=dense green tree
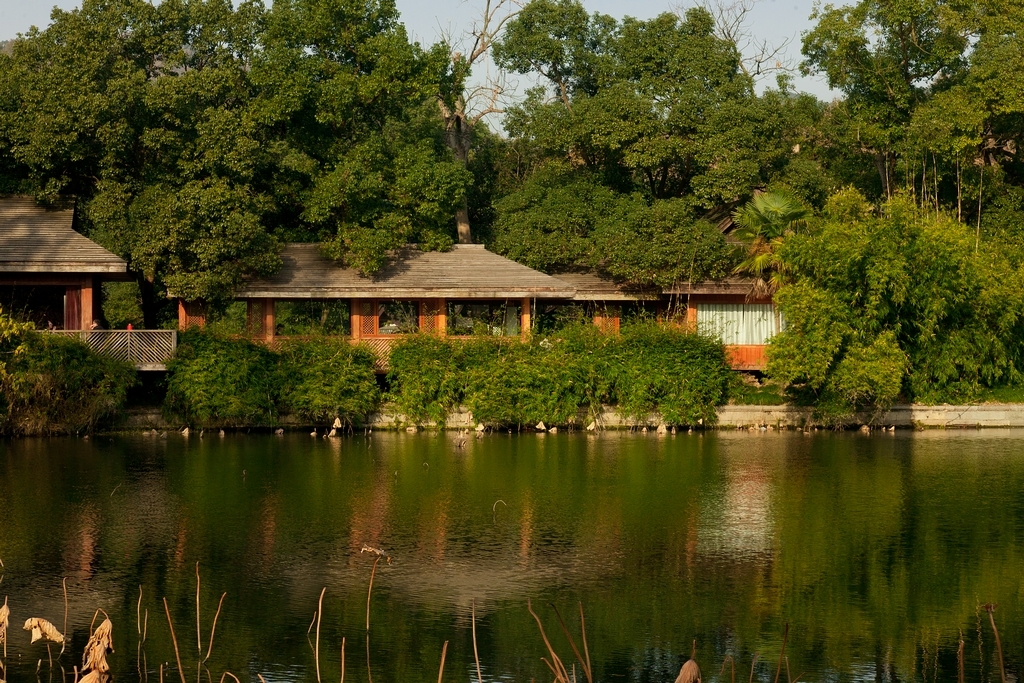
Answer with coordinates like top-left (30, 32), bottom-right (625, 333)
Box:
top-left (0, 0), bottom-right (467, 324)
top-left (487, 1), bottom-right (821, 285)
top-left (768, 190), bottom-right (1024, 420)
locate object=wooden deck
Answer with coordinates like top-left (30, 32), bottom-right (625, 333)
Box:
top-left (51, 330), bottom-right (177, 370)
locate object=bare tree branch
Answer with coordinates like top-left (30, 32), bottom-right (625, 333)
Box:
top-left (684, 0), bottom-right (796, 80)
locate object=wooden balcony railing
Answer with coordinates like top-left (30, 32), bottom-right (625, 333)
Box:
top-left (50, 329), bottom-right (177, 370)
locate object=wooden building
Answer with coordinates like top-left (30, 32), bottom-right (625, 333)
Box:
top-left (668, 279), bottom-right (781, 371)
top-left (178, 242), bottom-right (781, 372)
top-left (0, 196), bottom-right (129, 329)
top-left (555, 273), bottom-right (781, 371)
top-left (186, 243), bottom-right (575, 358)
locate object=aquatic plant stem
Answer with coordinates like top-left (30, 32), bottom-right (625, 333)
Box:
top-left (773, 624), bottom-right (788, 683)
top-left (958, 631), bottom-right (965, 683)
top-left (437, 640), bottom-right (448, 683)
top-left (985, 604), bottom-right (1007, 683)
top-left (196, 562), bottom-right (202, 655)
top-left (163, 597), bottom-right (187, 683)
top-left (579, 602), bottom-right (591, 681)
top-left (749, 653), bottom-right (759, 683)
top-left (60, 577), bottom-right (68, 656)
top-left (366, 632), bottom-right (373, 683)
top-left (472, 600), bottom-right (483, 683)
top-left (203, 593), bottom-right (226, 663)
top-left (138, 585), bottom-right (144, 636)
top-left (719, 655), bottom-right (735, 683)
top-left (366, 556), bottom-right (381, 631)
top-left (551, 603), bottom-right (592, 683)
top-left (316, 587), bottom-right (326, 683)
top-left (527, 599), bottom-right (570, 683)
top-left (341, 636), bottom-right (346, 683)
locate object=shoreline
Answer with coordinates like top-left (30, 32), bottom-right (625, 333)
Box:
top-left (114, 402), bottom-right (1024, 433)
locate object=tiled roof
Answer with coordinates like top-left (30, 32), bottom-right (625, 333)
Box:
top-left (235, 243), bottom-right (576, 299)
top-left (0, 196), bottom-right (127, 274)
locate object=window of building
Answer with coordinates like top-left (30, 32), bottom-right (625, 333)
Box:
top-left (696, 303), bottom-right (781, 345)
top-left (447, 301), bottom-right (521, 336)
top-left (274, 300), bottom-right (350, 336)
top-left (377, 300), bottom-right (419, 335)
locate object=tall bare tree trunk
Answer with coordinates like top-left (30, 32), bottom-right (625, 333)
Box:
top-left (455, 200), bottom-right (472, 244)
top-left (444, 110), bottom-right (475, 244)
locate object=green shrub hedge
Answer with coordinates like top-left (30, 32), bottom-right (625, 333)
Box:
top-left (388, 322), bottom-right (730, 427)
top-left (0, 310), bottom-right (135, 436)
top-left (165, 331), bottom-right (380, 427)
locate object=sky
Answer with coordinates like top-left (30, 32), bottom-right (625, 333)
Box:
top-left (0, 0), bottom-right (836, 113)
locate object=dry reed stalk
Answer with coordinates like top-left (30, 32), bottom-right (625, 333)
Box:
top-left (258, 676), bottom-right (267, 683)
top-left (527, 599), bottom-right (570, 683)
top-left (785, 656), bottom-right (791, 683)
top-left (773, 624), bottom-right (788, 683)
top-left (360, 546), bottom-right (391, 632)
top-left (138, 586), bottom-right (144, 636)
top-left (984, 604), bottom-right (1007, 683)
top-left (60, 577), bottom-right (68, 656)
top-left (579, 603), bottom-right (591, 680)
top-left (163, 597), bottom-right (187, 683)
top-left (219, 673), bottom-right (240, 683)
top-left (341, 636), bottom-right (346, 683)
top-left (719, 656), bottom-right (735, 683)
top-left (437, 640), bottom-right (448, 683)
top-left (365, 632), bottom-right (373, 683)
top-left (749, 653), bottom-right (759, 683)
top-left (160, 663), bottom-right (163, 683)
top-left (203, 593), bottom-right (226, 663)
top-left (551, 604), bottom-right (592, 683)
top-left (472, 600), bottom-right (483, 683)
top-left (316, 587), bottom-right (326, 683)
top-left (366, 556), bottom-right (380, 631)
top-left (196, 562), bottom-right (202, 655)
top-left (958, 631), bottom-right (965, 683)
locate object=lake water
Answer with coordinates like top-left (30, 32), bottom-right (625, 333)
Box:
top-left (1, 431), bottom-right (1022, 683)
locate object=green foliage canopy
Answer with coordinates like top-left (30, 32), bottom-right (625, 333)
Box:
top-left (767, 190), bottom-right (1024, 419)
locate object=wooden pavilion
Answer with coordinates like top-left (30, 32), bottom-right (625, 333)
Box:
top-left (177, 242), bottom-right (781, 371)
top-left (182, 243), bottom-right (576, 358)
top-left (0, 196), bottom-right (130, 329)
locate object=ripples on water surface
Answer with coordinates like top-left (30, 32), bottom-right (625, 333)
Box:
top-left (1, 431), bottom-right (1023, 682)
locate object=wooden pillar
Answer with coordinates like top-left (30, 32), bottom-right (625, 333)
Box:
top-left (437, 298), bottom-right (447, 337)
top-left (686, 299), bottom-right (698, 332)
top-left (65, 286), bottom-right (82, 330)
top-left (350, 298), bottom-right (361, 340)
top-left (263, 299), bottom-right (276, 340)
top-left (521, 297), bottom-right (531, 340)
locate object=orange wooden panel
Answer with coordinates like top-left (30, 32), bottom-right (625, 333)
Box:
top-left (726, 345), bottom-right (768, 371)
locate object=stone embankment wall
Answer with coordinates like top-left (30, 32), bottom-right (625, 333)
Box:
top-left (123, 404), bottom-right (1024, 431)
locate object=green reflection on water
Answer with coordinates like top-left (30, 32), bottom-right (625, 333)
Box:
top-left (0, 431), bottom-right (1022, 682)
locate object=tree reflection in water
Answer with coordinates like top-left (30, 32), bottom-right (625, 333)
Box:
top-left (0, 431), bottom-right (1021, 682)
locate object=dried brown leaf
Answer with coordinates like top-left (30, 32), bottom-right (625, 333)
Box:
top-left (79, 670), bottom-right (108, 683)
top-left (0, 596), bottom-right (9, 645)
top-left (675, 660), bottom-right (701, 683)
top-left (23, 617), bottom-right (63, 645)
top-left (82, 618), bottom-right (113, 674)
